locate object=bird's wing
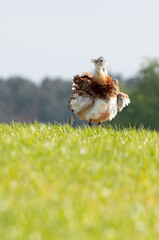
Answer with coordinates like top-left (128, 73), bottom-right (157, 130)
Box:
top-left (69, 73), bottom-right (94, 113)
top-left (117, 92), bottom-right (130, 112)
top-left (69, 93), bottom-right (93, 114)
top-left (71, 73), bottom-right (93, 95)
top-left (69, 73), bottom-right (121, 114)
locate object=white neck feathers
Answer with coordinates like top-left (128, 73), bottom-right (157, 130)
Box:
top-left (95, 67), bottom-right (108, 77)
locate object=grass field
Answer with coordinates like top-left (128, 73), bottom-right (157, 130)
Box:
top-left (0, 123), bottom-right (159, 240)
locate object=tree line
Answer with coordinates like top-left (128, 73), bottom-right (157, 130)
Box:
top-left (0, 59), bottom-right (159, 129)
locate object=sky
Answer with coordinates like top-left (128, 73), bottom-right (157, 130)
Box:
top-left (0, 0), bottom-right (159, 82)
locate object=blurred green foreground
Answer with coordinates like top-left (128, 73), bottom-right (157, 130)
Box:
top-left (0, 123), bottom-right (159, 240)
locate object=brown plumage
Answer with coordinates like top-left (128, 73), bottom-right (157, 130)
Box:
top-left (70, 73), bottom-right (117, 100)
top-left (72, 73), bottom-right (93, 97)
top-left (90, 76), bottom-right (115, 99)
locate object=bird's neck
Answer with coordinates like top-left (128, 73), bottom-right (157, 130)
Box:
top-left (94, 67), bottom-right (108, 79)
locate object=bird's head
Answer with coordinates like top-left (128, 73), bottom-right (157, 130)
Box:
top-left (91, 56), bottom-right (107, 76)
top-left (91, 56), bottom-right (106, 69)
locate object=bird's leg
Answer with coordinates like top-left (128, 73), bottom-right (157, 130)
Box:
top-left (89, 120), bottom-right (92, 128)
top-left (98, 122), bottom-right (102, 127)
top-left (70, 110), bottom-right (75, 126)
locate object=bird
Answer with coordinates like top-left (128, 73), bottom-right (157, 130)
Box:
top-left (69, 56), bottom-right (130, 127)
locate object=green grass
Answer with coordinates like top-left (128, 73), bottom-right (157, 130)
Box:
top-left (0, 123), bottom-right (159, 240)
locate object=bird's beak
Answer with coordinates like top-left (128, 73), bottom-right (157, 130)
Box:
top-left (91, 59), bottom-right (97, 64)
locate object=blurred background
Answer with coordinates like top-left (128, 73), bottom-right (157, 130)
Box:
top-left (0, 0), bottom-right (159, 129)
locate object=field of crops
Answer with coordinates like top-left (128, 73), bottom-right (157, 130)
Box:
top-left (0, 123), bottom-right (159, 240)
